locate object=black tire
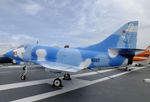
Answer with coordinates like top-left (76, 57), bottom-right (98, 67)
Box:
top-left (23, 66), bottom-right (26, 70)
top-left (21, 75), bottom-right (26, 80)
top-left (125, 67), bottom-right (128, 71)
top-left (128, 69), bottom-right (132, 71)
top-left (139, 64), bottom-right (141, 66)
top-left (125, 67), bottom-right (132, 71)
top-left (63, 73), bottom-right (71, 80)
top-left (53, 78), bottom-right (63, 87)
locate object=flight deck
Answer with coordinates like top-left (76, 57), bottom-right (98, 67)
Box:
top-left (0, 65), bottom-right (150, 102)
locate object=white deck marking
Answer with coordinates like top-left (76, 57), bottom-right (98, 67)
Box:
top-left (0, 79), bottom-right (52, 91)
top-left (72, 69), bottom-right (115, 77)
top-left (143, 79), bottom-right (150, 83)
top-left (0, 69), bottom-right (115, 91)
top-left (11, 66), bottom-right (147, 102)
top-left (0, 65), bottom-right (22, 69)
top-left (0, 65), bottom-right (41, 69)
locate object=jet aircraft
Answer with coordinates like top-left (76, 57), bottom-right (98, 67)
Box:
top-left (5, 21), bottom-right (139, 87)
top-left (133, 46), bottom-right (150, 66)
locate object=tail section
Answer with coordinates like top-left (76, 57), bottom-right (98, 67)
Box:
top-left (145, 46), bottom-right (150, 52)
top-left (84, 21), bottom-right (138, 52)
top-left (144, 46), bottom-right (150, 56)
top-left (135, 45), bottom-right (150, 57)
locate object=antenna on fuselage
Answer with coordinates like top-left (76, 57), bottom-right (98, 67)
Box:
top-left (64, 45), bottom-right (69, 48)
top-left (36, 40), bottom-right (39, 45)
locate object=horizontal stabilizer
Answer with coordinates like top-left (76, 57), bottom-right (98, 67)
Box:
top-left (109, 48), bottom-right (144, 64)
top-left (109, 48), bottom-right (144, 55)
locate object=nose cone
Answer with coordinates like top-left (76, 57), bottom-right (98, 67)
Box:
top-left (4, 50), bottom-right (14, 58)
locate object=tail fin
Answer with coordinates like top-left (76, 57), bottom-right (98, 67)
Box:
top-left (84, 21), bottom-right (138, 52)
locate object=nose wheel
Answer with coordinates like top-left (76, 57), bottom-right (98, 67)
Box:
top-left (21, 75), bottom-right (26, 80)
top-left (53, 78), bottom-right (63, 87)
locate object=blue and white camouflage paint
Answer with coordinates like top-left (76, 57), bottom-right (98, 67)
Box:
top-left (5, 21), bottom-right (138, 72)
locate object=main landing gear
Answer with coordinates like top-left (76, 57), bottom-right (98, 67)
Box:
top-left (63, 73), bottom-right (71, 80)
top-left (53, 78), bottom-right (63, 87)
top-left (21, 65), bottom-right (71, 87)
top-left (125, 67), bottom-right (132, 71)
top-left (52, 73), bottom-right (71, 87)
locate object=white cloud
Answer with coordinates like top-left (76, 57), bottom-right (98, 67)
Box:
top-left (0, 31), bottom-right (38, 46)
top-left (0, 0), bottom-right (150, 49)
top-left (11, 34), bottom-right (36, 41)
top-left (22, 3), bottom-right (42, 15)
top-left (45, 0), bottom-right (71, 8)
top-left (64, 0), bottom-right (150, 48)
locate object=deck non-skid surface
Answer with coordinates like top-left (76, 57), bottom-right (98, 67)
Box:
top-left (0, 65), bottom-right (149, 102)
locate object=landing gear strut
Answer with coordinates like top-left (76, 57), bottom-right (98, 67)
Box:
top-left (22, 66), bottom-right (26, 70)
top-left (21, 65), bottom-right (28, 80)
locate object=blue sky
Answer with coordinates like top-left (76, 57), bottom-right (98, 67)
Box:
top-left (0, 0), bottom-right (150, 51)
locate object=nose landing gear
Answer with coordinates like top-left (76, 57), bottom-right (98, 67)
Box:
top-left (21, 65), bottom-right (28, 80)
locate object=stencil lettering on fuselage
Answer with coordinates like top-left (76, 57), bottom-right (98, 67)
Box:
top-left (93, 54), bottom-right (110, 67)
